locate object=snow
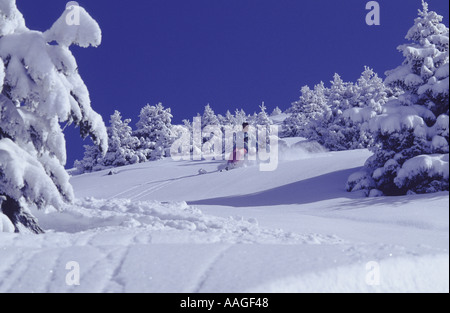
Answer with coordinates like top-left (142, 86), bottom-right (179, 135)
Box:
top-left (0, 211), bottom-right (14, 233)
top-left (404, 73), bottom-right (424, 86)
top-left (0, 0), bottom-right (26, 36)
top-left (419, 76), bottom-right (450, 96)
top-left (0, 138), bottom-right (71, 208)
top-left (1, 147), bottom-right (448, 292)
top-left (343, 107), bottom-right (377, 123)
top-left (346, 170), bottom-right (375, 194)
top-left (368, 102), bottom-right (436, 134)
top-left (432, 135), bottom-right (449, 151)
top-left (35, 197), bottom-right (339, 245)
top-left (395, 154), bottom-right (449, 186)
top-left (368, 189), bottom-right (384, 197)
top-left (249, 254), bottom-right (449, 293)
top-left (384, 64), bottom-right (411, 86)
top-left (44, 4), bottom-right (102, 48)
top-left (435, 63), bottom-right (449, 79)
top-left (0, 59), bottom-right (4, 91)
top-left (372, 158), bottom-right (401, 181)
top-left (432, 114), bottom-right (449, 138)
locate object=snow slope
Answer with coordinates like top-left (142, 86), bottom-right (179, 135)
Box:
top-left (0, 144), bottom-right (448, 292)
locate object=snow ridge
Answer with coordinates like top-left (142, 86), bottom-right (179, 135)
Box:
top-left (36, 197), bottom-right (344, 245)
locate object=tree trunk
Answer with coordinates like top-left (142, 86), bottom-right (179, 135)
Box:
top-left (1, 197), bottom-right (44, 234)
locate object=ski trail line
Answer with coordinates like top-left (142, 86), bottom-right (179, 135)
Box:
top-left (191, 244), bottom-right (233, 293)
top-left (107, 183), bottom-right (145, 200)
top-left (131, 180), bottom-right (174, 201)
top-left (0, 249), bottom-right (41, 292)
top-left (0, 249), bottom-right (23, 292)
top-left (100, 245), bottom-right (130, 293)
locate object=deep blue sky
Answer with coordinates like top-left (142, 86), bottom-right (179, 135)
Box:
top-left (16, 0), bottom-right (449, 167)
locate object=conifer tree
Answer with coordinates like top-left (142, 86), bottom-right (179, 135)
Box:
top-left (0, 1), bottom-right (107, 233)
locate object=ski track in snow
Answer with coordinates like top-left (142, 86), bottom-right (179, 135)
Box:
top-left (107, 177), bottom-right (177, 201)
top-left (95, 245), bottom-right (129, 293)
top-left (191, 244), bottom-right (233, 293)
top-left (131, 180), bottom-right (175, 201)
top-left (107, 184), bottom-right (143, 200)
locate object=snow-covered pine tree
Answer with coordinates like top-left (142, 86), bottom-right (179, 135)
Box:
top-left (73, 144), bottom-right (104, 173)
top-left (329, 73), bottom-right (354, 114)
top-left (281, 112), bottom-right (306, 138)
top-left (134, 103), bottom-right (174, 161)
top-left (170, 118), bottom-right (199, 157)
top-left (355, 66), bottom-right (390, 114)
top-left (302, 82), bottom-right (331, 126)
top-left (324, 68), bottom-right (390, 150)
top-left (105, 111), bottom-right (145, 167)
top-left (255, 103), bottom-right (274, 152)
top-left (0, 1), bottom-right (107, 233)
top-left (342, 67), bottom-right (391, 148)
top-left (201, 104), bottom-right (219, 129)
top-left (347, 1), bottom-right (449, 196)
top-left (200, 104), bottom-right (222, 156)
top-left (234, 108), bottom-right (247, 126)
top-left (256, 103), bottom-right (273, 147)
top-left (223, 110), bottom-right (235, 126)
top-left (282, 85), bottom-right (314, 137)
top-left (75, 110), bottom-right (144, 172)
top-left (182, 119), bottom-right (192, 129)
top-left (256, 103), bottom-right (273, 127)
top-left (319, 74), bottom-right (356, 150)
top-left (283, 82), bottom-right (331, 140)
top-left (271, 106), bottom-right (282, 116)
top-left (217, 113), bottom-right (226, 126)
top-left (247, 112), bottom-right (258, 125)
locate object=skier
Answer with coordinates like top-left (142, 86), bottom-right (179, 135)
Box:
top-left (225, 122), bottom-right (249, 170)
